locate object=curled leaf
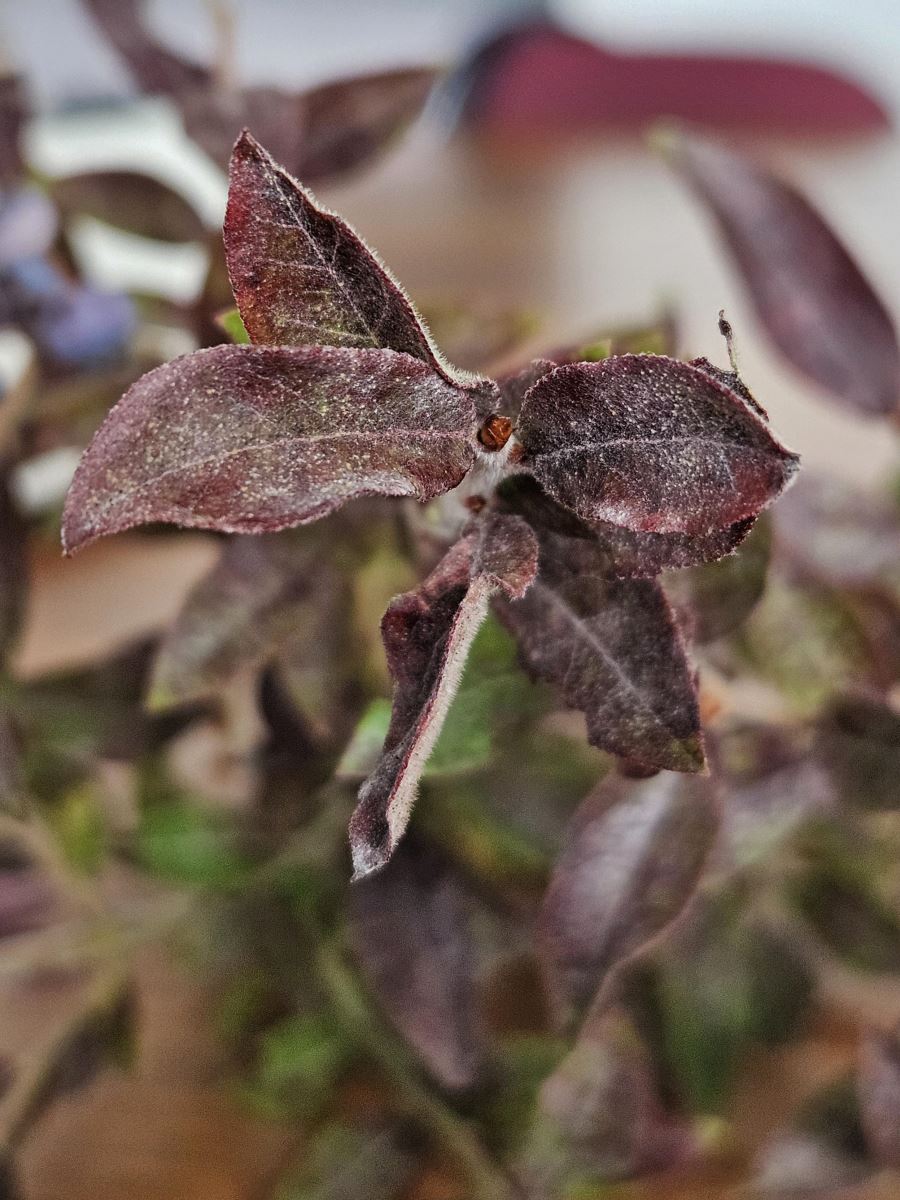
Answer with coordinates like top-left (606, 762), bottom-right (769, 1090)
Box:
top-left (539, 772), bottom-right (719, 1025)
top-left (348, 838), bottom-right (487, 1090)
top-left (61, 344), bottom-right (476, 553)
top-left (663, 130), bottom-right (900, 416)
top-left (495, 501), bottom-right (705, 773)
top-left (517, 353), bottom-right (798, 536)
top-left (349, 519), bottom-right (536, 877)
top-left (224, 131), bottom-right (453, 380)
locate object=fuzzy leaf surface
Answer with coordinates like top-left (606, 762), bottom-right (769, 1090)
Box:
top-left (539, 772), bottom-right (719, 1025)
top-left (495, 502), bottom-right (704, 772)
top-left (667, 132), bottom-right (900, 416)
top-left (517, 354), bottom-right (798, 535)
top-left (349, 518), bottom-right (535, 877)
top-left (62, 344), bottom-right (476, 553)
top-left (224, 131), bottom-right (452, 377)
top-left (348, 839), bottom-right (487, 1090)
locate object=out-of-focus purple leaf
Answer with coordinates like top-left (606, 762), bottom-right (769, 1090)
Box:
top-left (0, 473), bottom-right (27, 660)
top-left (719, 758), bottom-right (836, 869)
top-left (223, 132), bottom-right (458, 381)
top-left (775, 476), bottom-right (900, 593)
top-left (0, 846), bottom-right (56, 940)
top-left (348, 838), bottom-right (487, 1091)
top-left (274, 1120), bottom-right (420, 1200)
top-left (816, 694), bottom-right (900, 813)
top-left (0, 189), bottom-right (58, 270)
top-left (49, 171), bottom-right (206, 243)
top-left (1, 257), bottom-right (135, 371)
top-left (297, 68), bottom-right (438, 182)
top-left (82, 0), bottom-right (209, 95)
top-left (61, 344), bottom-right (477, 554)
top-left (0, 75), bottom-right (26, 185)
top-left (539, 772), bottom-right (719, 1026)
top-left (859, 1026), bottom-right (900, 1168)
top-left (518, 1005), bottom-right (699, 1193)
top-left (349, 519), bottom-right (536, 877)
top-left (458, 23), bottom-right (889, 135)
top-left (517, 353), bottom-right (798, 536)
top-left (664, 130), bottom-right (900, 417)
top-left (494, 494), bottom-right (705, 773)
top-left (665, 514), bottom-right (772, 643)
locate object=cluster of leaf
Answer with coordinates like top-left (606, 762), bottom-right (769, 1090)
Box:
top-left (2, 25), bottom-right (900, 1200)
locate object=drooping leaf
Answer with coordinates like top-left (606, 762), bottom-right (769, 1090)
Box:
top-left (348, 838), bottom-right (487, 1090)
top-left (517, 1005), bottom-right (698, 1193)
top-left (663, 130), bottom-right (900, 416)
top-left (539, 772), bottom-right (719, 1026)
top-left (665, 513), bottom-right (772, 643)
top-left (224, 131), bottom-right (454, 379)
top-left (495, 500), bottom-right (705, 773)
top-left (49, 171), bottom-right (206, 243)
top-left (61, 344), bottom-right (477, 553)
top-left (858, 1026), bottom-right (900, 1168)
top-left (349, 518), bottom-right (536, 877)
top-left (816, 694), bottom-right (900, 812)
top-left (517, 353), bottom-right (798, 535)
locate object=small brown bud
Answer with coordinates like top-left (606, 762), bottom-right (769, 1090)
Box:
top-left (464, 495), bottom-right (487, 513)
top-left (478, 413), bottom-right (513, 452)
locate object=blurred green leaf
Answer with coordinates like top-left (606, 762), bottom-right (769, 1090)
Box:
top-left (136, 798), bottom-right (247, 889)
top-left (215, 306), bottom-right (251, 345)
top-left (52, 781), bottom-right (107, 874)
top-left (253, 1012), bottom-right (353, 1119)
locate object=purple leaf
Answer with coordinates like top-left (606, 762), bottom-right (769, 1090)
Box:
top-left (348, 838), bottom-right (487, 1090)
top-left (49, 171), bottom-right (206, 243)
top-left (494, 502), bottom-right (705, 773)
top-left (61, 344), bottom-right (476, 554)
top-left (224, 131), bottom-right (455, 382)
top-left (817, 694), bottom-right (900, 813)
top-left (664, 131), bottom-right (900, 416)
top-left (0, 857), bottom-right (56, 940)
top-left (297, 68), bottom-right (438, 182)
top-left (499, 475), bottom-right (754, 579)
top-left (518, 1005), bottom-right (699, 1191)
top-left (0, 74), bottom-right (26, 185)
top-left (859, 1026), bottom-right (900, 1168)
top-left (349, 521), bottom-right (535, 877)
top-left (0, 188), bottom-right (58, 270)
top-left (539, 772), bottom-right (719, 1025)
top-left (517, 353), bottom-right (798, 536)
top-left (83, 0), bottom-right (210, 95)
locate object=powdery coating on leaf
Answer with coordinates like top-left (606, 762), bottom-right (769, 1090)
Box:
top-left (349, 540), bottom-right (490, 878)
top-left (859, 1027), bottom-right (900, 1167)
top-left (495, 513), bottom-right (704, 772)
top-left (539, 772), bottom-right (719, 1024)
top-left (498, 475), bottom-right (754, 579)
top-left (347, 840), bottom-right (487, 1090)
top-left (225, 131), bottom-right (457, 384)
top-left (670, 133), bottom-right (900, 416)
top-left (518, 354), bottom-right (798, 536)
top-left (61, 344), bottom-right (476, 554)
top-left (473, 511), bottom-right (539, 599)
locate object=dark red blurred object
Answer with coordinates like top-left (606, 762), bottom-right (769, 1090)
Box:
top-left (457, 22), bottom-right (890, 135)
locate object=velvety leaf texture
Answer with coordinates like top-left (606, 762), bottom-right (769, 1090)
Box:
top-left (224, 131), bottom-right (455, 381)
top-left (517, 354), bottom-right (798, 536)
top-left (349, 521), bottom-right (536, 878)
top-left (61, 344), bottom-right (476, 553)
top-left (494, 499), bottom-right (704, 772)
top-left (667, 132), bottom-right (900, 416)
top-left (539, 772), bottom-right (719, 1025)
top-left (348, 839), bottom-right (487, 1090)
top-left (859, 1027), bottom-right (900, 1168)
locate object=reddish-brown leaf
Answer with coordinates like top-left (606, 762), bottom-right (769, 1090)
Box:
top-left (61, 344), bottom-right (476, 554)
top-left (0, 74), bottom-right (26, 185)
top-left (539, 772), bottom-right (719, 1025)
top-left (348, 838), bottom-right (487, 1090)
top-left (83, 0), bottom-right (210, 96)
top-left (495, 502), bottom-right (705, 773)
top-left (349, 520), bottom-right (536, 877)
top-left (517, 353), bottom-right (798, 536)
top-left (859, 1026), bottom-right (900, 1168)
top-left (224, 131), bottom-right (455, 381)
top-left (665, 131), bottom-right (900, 416)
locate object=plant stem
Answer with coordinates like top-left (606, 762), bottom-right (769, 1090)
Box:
top-left (313, 935), bottom-right (520, 1200)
